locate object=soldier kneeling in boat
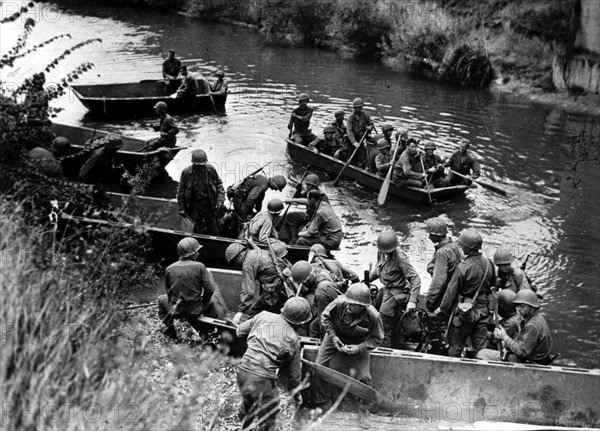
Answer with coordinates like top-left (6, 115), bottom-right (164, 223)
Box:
top-left (296, 190), bottom-right (343, 250)
top-left (477, 290), bottom-right (554, 364)
top-left (442, 140), bottom-right (480, 186)
top-left (308, 125), bottom-right (344, 159)
top-left (146, 101), bottom-right (179, 151)
top-left (158, 237), bottom-right (224, 341)
top-left (308, 283), bottom-right (384, 411)
top-left (421, 142), bottom-right (447, 188)
top-left (246, 198), bottom-right (284, 244)
top-left (392, 138), bottom-right (428, 188)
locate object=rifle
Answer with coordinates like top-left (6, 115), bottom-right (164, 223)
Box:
top-left (262, 237), bottom-right (297, 298)
top-left (276, 166), bottom-right (310, 231)
top-left (520, 253), bottom-right (531, 271)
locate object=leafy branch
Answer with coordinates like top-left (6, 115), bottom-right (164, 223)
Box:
top-left (0, 2), bottom-right (34, 24)
top-left (2, 34), bottom-right (73, 69)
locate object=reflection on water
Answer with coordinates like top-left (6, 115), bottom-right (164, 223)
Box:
top-left (3, 1), bottom-right (599, 367)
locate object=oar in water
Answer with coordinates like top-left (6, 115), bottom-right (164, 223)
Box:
top-left (333, 129), bottom-right (368, 187)
top-left (377, 133), bottom-right (402, 205)
top-left (449, 169), bottom-right (507, 196)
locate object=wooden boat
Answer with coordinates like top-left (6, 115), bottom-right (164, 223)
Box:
top-left (200, 268), bottom-right (600, 429)
top-left (59, 192), bottom-right (310, 269)
top-left (70, 79), bottom-right (226, 119)
top-left (286, 139), bottom-right (469, 204)
top-left (52, 122), bottom-right (186, 179)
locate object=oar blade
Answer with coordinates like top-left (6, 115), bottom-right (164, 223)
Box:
top-left (377, 177), bottom-right (390, 205)
top-left (476, 180), bottom-right (508, 196)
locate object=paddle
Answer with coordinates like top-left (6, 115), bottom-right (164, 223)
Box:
top-left (377, 134), bottom-right (402, 205)
top-left (333, 129), bottom-right (368, 187)
top-left (275, 166), bottom-right (310, 231)
top-left (419, 151), bottom-right (433, 204)
top-left (449, 169), bottom-right (507, 196)
top-left (208, 92), bottom-right (219, 116)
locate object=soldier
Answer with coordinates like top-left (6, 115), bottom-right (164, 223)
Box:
top-left (236, 297), bottom-right (310, 431)
top-left (346, 97), bottom-right (376, 170)
top-left (369, 230), bottom-right (421, 348)
top-left (146, 101), bottom-right (179, 150)
top-left (308, 244), bottom-right (360, 291)
top-left (177, 149), bottom-right (225, 236)
top-left (209, 69), bottom-right (228, 95)
top-left (288, 260), bottom-right (341, 338)
top-left (479, 290), bottom-right (553, 364)
top-left (226, 240), bottom-right (291, 324)
top-left (79, 135), bottom-right (124, 208)
top-left (281, 173), bottom-right (329, 244)
top-left (229, 173), bottom-right (287, 229)
top-left (493, 248), bottom-right (533, 293)
top-left (374, 138), bottom-right (392, 177)
top-left (331, 110), bottom-right (352, 160)
top-left (309, 283), bottom-right (384, 409)
top-left (443, 140), bottom-right (480, 186)
top-left (297, 190), bottom-right (343, 250)
top-left (288, 93), bottom-right (316, 145)
top-left (176, 66), bottom-right (199, 98)
top-left (369, 124), bottom-right (394, 173)
top-left (392, 138), bottom-right (426, 188)
top-left (424, 218), bottom-right (463, 313)
top-left (308, 125), bottom-right (343, 158)
top-left (247, 198), bottom-right (284, 244)
top-left (162, 49), bottom-right (181, 94)
top-left (28, 137), bottom-right (71, 178)
top-left (158, 238), bottom-right (222, 341)
top-left (436, 230), bottom-right (496, 357)
top-left (421, 142), bottom-right (446, 187)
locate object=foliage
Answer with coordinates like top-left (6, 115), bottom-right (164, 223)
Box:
top-left (439, 44), bottom-right (495, 88)
top-left (288, 0), bottom-right (336, 46)
top-left (329, 0), bottom-right (392, 60)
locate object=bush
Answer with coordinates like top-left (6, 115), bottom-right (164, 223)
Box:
top-left (439, 43), bottom-right (495, 88)
top-left (330, 0), bottom-right (392, 60)
top-left (289, 0), bottom-right (336, 46)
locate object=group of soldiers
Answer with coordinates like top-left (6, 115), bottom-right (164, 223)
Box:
top-left (288, 94), bottom-right (481, 188)
top-left (160, 214), bottom-right (554, 430)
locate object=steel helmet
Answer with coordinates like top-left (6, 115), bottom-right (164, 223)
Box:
top-left (352, 97), bottom-right (364, 108)
top-left (424, 142), bottom-right (436, 150)
top-left (191, 149), bottom-right (208, 164)
top-left (309, 244), bottom-right (328, 257)
top-left (51, 136), bottom-right (71, 155)
top-left (457, 229), bottom-right (482, 250)
top-left (334, 110), bottom-right (345, 119)
top-left (225, 242), bottom-right (246, 264)
top-left (377, 230), bottom-right (398, 253)
top-left (497, 289), bottom-right (517, 311)
top-left (323, 125), bottom-right (335, 134)
top-left (425, 217), bottom-right (448, 236)
top-left (304, 173), bottom-right (320, 187)
top-left (298, 93), bottom-right (310, 102)
top-left (215, 69), bottom-right (225, 77)
top-left (154, 101), bottom-right (168, 112)
top-left (291, 260), bottom-right (313, 284)
top-left (493, 248), bottom-right (514, 265)
top-left (104, 135), bottom-right (123, 149)
top-left (376, 138), bottom-right (390, 150)
top-left (381, 124), bottom-right (394, 133)
top-left (177, 237), bottom-right (202, 257)
top-left (267, 198), bottom-right (284, 213)
top-left (271, 175), bottom-right (287, 191)
top-left (514, 289), bottom-right (540, 309)
top-left (345, 283), bottom-right (371, 306)
top-left (269, 239), bottom-right (288, 258)
top-left (281, 297), bottom-right (312, 325)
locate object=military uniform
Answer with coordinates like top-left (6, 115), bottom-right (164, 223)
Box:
top-left (425, 238), bottom-right (463, 312)
top-left (289, 105), bottom-right (316, 145)
top-left (393, 150), bottom-right (423, 188)
top-left (247, 209), bottom-right (279, 244)
top-left (296, 201), bottom-right (343, 250)
top-left (444, 150), bottom-right (480, 185)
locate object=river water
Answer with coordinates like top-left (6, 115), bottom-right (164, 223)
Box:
top-left (2, 2), bottom-right (599, 368)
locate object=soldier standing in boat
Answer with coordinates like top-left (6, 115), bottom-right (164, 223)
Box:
top-left (177, 149), bottom-right (225, 236)
top-left (236, 297), bottom-right (310, 431)
top-left (346, 97), bottom-right (376, 170)
top-left (146, 101), bottom-right (179, 151)
top-left (308, 283), bottom-right (384, 410)
top-left (162, 50), bottom-right (181, 94)
top-left (288, 93), bottom-right (316, 146)
top-left (443, 140), bottom-right (481, 186)
top-left (369, 230), bottom-right (421, 348)
top-left (209, 69), bottom-right (228, 95)
top-left (436, 230), bottom-right (496, 358)
top-left (158, 237), bottom-right (223, 341)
